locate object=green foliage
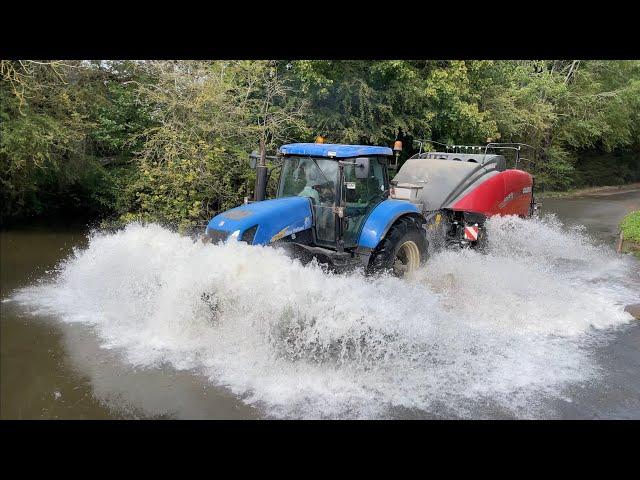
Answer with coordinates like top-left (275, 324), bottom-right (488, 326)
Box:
top-left (420, 60), bottom-right (498, 144)
top-left (1, 59), bottom-right (639, 227)
top-left (0, 61), bottom-right (152, 222)
top-left (1, 61), bottom-right (93, 220)
top-left (120, 147), bottom-right (250, 232)
top-left (116, 61), bottom-right (305, 231)
top-left (290, 60), bottom-right (432, 144)
top-left (573, 152), bottom-right (640, 187)
top-left (88, 63), bottom-right (153, 157)
top-left (620, 210), bottom-right (640, 242)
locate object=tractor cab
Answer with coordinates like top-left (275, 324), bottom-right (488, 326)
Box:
top-left (276, 143), bottom-right (392, 250)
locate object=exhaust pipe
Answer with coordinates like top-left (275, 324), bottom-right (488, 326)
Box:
top-left (254, 138), bottom-right (268, 202)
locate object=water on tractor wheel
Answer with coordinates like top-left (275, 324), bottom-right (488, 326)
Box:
top-left (5, 211), bottom-right (640, 419)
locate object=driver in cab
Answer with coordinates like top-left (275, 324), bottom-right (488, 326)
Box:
top-left (297, 165), bottom-right (333, 205)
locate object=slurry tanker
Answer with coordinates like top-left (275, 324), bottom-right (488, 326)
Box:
top-left (203, 140), bottom-right (537, 276)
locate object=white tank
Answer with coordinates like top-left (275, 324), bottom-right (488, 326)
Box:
top-left (390, 152), bottom-right (506, 212)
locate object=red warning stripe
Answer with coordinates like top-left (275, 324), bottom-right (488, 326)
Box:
top-left (464, 225), bottom-right (479, 241)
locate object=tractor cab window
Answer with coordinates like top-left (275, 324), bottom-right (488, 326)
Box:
top-left (343, 158), bottom-right (386, 205)
top-left (342, 157), bottom-right (388, 247)
top-left (278, 157), bottom-right (337, 206)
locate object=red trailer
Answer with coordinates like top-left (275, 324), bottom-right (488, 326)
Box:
top-left (389, 143), bottom-right (537, 252)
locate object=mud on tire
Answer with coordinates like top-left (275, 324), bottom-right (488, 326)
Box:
top-left (368, 216), bottom-right (428, 276)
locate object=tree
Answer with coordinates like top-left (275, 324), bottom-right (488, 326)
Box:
top-left (1, 59), bottom-right (638, 225)
top-left (120, 61), bottom-right (307, 231)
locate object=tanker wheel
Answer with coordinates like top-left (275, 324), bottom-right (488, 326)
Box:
top-left (368, 217), bottom-right (428, 277)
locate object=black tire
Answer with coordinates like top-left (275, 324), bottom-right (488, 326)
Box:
top-left (368, 216), bottom-right (428, 276)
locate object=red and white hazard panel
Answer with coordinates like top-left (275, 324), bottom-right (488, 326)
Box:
top-left (463, 225), bottom-right (479, 241)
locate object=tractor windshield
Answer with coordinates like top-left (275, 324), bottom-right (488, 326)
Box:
top-left (277, 157), bottom-right (338, 205)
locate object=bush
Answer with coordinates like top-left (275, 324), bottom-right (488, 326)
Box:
top-left (620, 210), bottom-right (640, 243)
top-left (119, 146), bottom-right (252, 232)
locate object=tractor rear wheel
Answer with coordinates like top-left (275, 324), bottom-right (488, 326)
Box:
top-left (368, 217), bottom-right (428, 277)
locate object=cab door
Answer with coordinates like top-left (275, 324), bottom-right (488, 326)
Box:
top-left (310, 160), bottom-right (339, 246)
top-left (342, 157), bottom-right (388, 248)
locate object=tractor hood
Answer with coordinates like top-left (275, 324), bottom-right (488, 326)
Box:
top-left (206, 196), bottom-right (313, 245)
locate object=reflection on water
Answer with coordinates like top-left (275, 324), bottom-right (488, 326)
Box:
top-left (1, 226), bottom-right (259, 419)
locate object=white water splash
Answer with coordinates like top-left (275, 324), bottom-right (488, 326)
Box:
top-left (9, 216), bottom-right (639, 418)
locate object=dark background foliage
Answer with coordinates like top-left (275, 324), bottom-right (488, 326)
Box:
top-left (2, 60), bottom-right (639, 229)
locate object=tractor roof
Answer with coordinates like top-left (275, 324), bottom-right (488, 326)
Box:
top-left (279, 143), bottom-right (393, 159)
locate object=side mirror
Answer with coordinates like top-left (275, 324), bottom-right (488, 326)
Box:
top-left (355, 157), bottom-right (370, 179)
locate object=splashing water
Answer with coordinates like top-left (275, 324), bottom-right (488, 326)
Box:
top-left (9, 215), bottom-right (639, 418)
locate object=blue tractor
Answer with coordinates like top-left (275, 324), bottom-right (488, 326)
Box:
top-left (204, 142), bottom-right (428, 276)
top-left (204, 140), bottom-right (538, 275)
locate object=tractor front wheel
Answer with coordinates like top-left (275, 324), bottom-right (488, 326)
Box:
top-left (368, 217), bottom-right (428, 277)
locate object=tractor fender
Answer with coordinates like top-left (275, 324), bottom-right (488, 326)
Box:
top-left (357, 199), bottom-right (424, 249)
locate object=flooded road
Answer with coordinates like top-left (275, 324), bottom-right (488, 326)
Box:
top-left (537, 191), bottom-right (640, 419)
top-left (1, 190), bottom-right (639, 419)
top-left (0, 225), bottom-right (259, 419)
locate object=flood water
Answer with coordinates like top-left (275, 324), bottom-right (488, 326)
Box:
top-left (1, 190), bottom-right (639, 419)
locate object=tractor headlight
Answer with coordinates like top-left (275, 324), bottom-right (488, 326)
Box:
top-left (240, 225), bottom-right (258, 244)
top-left (206, 228), bottom-right (230, 244)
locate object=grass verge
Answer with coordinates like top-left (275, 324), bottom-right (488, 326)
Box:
top-left (619, 210), bottom-right (640, 257)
